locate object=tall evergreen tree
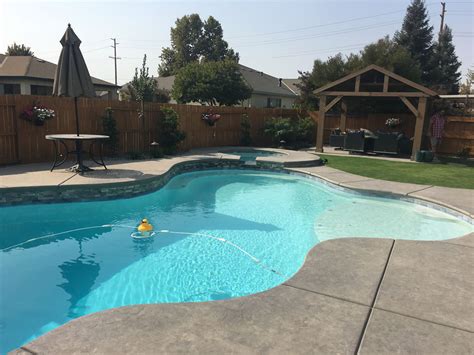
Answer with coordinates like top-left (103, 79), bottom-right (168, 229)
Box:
top-left (432, 26), bottom-right (462, 94)
top-left (158, 14), bottom-right (238, 76)
top-left (394, 0), bottom-right (434, 84)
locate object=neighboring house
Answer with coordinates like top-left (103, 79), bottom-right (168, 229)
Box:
top-left (0, 54), bottom-right (119, 99)
top-left (119, 64), bottom-right (299, 108)
top-left (119, 75), bottom-right (175, 103)
top-left (281, 78), bottom-right (302, 97)
top-left (238, 65), bottom-right (298, 108)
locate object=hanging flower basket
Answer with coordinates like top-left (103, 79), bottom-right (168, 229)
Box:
top-left (201, 112), bottom-right (221, 126)
top-left (20, 102), bottom-right (55, 126)
top-left (385, 117), bottom-right (401, 128)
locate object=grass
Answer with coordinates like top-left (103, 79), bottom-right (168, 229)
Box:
top-left (318, 154), bottom-right (474, 189)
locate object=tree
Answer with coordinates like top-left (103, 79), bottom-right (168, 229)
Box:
top-left (158, 14), bottom-right (238, 76)
top-left (353, 37), bottom-right (422, 82)
top-left (297, 38), bottom-right (422, 110)
top-left (459, 69), bottom-right (473, 94)
top-left (200, 16), bottom-right (239, 62)
top-left (128, 55), bottom-right (156, 102)
top-left (172, 60), bottom-right (251, 106)
top-left (394, 0), bottom-right (434, 84)
top-left (297, 54), bottom-right (351, 110)
top-left (431, 26), bottom-right (462, 94)
top-left (5, 43), bottom-right (34, 56)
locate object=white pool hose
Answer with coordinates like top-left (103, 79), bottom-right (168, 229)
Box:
top-left (1, 224), bottom-right (286, 277)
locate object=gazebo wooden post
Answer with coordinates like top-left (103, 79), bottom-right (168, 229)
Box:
top-left (340, 100), bottom-right (347, 132)
top-left (316, 95), bottom-right (326, 152)
top-left (411, 97), bottom-right (427, 160)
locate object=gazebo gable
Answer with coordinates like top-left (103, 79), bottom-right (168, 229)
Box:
top-left (313, 64), bottom-right (437, 97)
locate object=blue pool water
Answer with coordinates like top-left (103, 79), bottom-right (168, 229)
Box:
top-left (0, 170), bottom-right (472, 352)
top-left (222, 150), bottom-right (285, 161)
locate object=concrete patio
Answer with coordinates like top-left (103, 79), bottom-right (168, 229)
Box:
top-left (1, 148), bottom-right (473, 354)
top-left (11, 234), bottom-right (473, 354)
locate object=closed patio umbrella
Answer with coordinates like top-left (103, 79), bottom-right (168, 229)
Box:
top-left (53, 24), bottom-right (96, 172)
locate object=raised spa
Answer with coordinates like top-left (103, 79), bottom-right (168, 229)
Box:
top-left (0, 170), bottom-right (472, 352)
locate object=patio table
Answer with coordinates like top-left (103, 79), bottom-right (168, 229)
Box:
top-left (45, 134), bottom-right (109, 173)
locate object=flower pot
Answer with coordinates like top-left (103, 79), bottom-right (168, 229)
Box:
top-left (34, 120), bottom-right (45, 126)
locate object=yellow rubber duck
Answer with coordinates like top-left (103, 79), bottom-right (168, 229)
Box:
top-left (137, 219), bottom-right (153, 234)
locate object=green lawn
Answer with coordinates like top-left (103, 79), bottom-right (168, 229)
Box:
top-left (318, 154), bottom-right (474, 189)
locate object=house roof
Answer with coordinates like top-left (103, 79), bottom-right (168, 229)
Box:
top-left (0, 54), bottom-right (118, 87)
top-left (281, 78), bottom-right (302, 96)
top-left (120, 75), bottom-right (176, 94)
top-left (238, 64), bottom-right (297, 97)
top-left (313, 64), bottom-right (438, 97)
top-left (120, 64), bottom-right (298, 99)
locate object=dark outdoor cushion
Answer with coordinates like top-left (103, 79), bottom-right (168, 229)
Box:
top-left (398, 136), bottom-right (413, 155)
top-left (344, 131), bottom-right (367, 152)
top-left (374, 132), bottom-right (399, 155)
top-left (329, 134), bottom-right (345, 149)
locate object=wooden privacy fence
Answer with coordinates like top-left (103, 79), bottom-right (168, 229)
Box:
top-left (0, 95), bottom-right (303, 164)
top-left (0, 95), bottom-right (473, 165)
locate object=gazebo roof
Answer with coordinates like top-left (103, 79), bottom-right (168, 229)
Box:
top-left (313, 64), bottom-right (438, 97)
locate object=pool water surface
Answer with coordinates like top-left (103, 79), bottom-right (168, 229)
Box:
top-left (0, 170), bottom-right (472, 352)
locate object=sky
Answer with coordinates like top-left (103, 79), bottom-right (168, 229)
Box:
top-left (1, 0), bottom-right (473, 86)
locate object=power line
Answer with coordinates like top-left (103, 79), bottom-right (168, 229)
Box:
top-left (238, 21), bottom-right (400, 48)
top-left (227, 8), bottom-right (426, 40)
top-left (83, 45), bottom-right (110, 54)
top-left (273, 43), bottom-right (370, 59)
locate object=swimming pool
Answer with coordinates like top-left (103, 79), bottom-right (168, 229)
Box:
top-left (0, 169), bottom-right (472, 352)
top-left (221, 149), bottom-right (286, 161)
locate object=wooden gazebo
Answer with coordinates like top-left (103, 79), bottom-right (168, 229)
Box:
top-left (313, 64), bottom-right (438, 159)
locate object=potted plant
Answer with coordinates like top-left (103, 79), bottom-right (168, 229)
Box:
top-left (385, 117), bottom-right (401, 132)
top-left (201, 112), bottom-right (221, 126)
top-left (20, 103), bottom-right (55, 126)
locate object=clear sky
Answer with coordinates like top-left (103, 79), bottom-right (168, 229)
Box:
top-left (1, 0), bottom-right (472, 86)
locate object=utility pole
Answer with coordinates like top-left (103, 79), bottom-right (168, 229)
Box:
top-left (439, 2), bottom-right (446, 39)
top-left (109, 38), bottom-right (121, 86)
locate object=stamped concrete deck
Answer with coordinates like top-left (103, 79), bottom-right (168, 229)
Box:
top-left (2, 148), bottom-right (473, 354)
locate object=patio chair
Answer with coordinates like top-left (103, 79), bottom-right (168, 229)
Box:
top-left (344, 130), bottom-right (375, 153)
top-left (373, 132), bottom-right (399, 155)
top-left (329, 129), bottom-right (346, 149)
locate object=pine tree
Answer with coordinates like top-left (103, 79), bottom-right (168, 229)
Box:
top-left (432, 26), bottom-right (462, 94)
top-left (394, 0), bottom-right (434, 84)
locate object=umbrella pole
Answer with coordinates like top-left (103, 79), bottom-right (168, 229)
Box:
top-left (74, 97), bottom-right (80, 136)
top-left (73, 97), bottom-right (88, 173)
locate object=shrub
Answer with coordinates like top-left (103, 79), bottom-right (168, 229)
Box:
top-left (101, 107), bottom-right (119, 155)
top-left (158, 107), bottom-right (186, 154)
top-left (240, 113), bottom-right (252, 146)
top-left (264, 116), bottom-right (314, 148)
top-left (457, 147), bottom-right (471, 160)
top-left (127, 151), bottom-right (145, 160)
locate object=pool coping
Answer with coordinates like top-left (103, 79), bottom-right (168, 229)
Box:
top-left (3, 148), bottom-right (474, 354)
top-left (1, 150), bottom-right (472, 224)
